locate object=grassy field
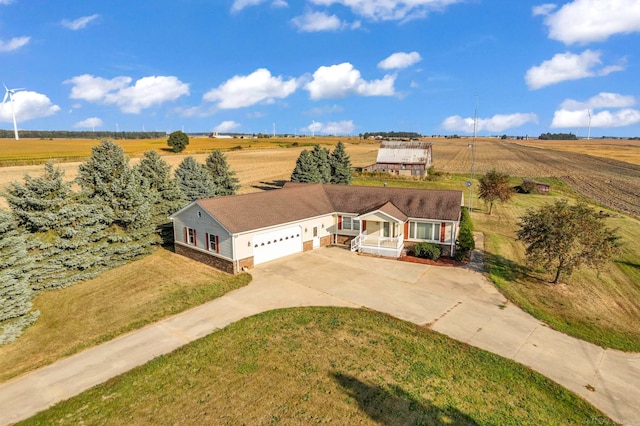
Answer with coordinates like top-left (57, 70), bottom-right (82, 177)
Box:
top-left (0, 248), bottom-right (250, 383)
top-left (22, 307), bottom-right (609, 425)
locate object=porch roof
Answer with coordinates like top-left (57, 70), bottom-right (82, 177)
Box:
top-left (356, 201), bottom-right (408, 223)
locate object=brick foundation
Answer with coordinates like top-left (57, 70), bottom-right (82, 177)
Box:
top-left (175, 243), bottom-right (236, 274)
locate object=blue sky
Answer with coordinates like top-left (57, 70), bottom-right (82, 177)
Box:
top-left (1, 0), bottom-right (639, 137)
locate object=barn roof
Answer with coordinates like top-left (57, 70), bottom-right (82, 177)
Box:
top-left (375, 141), bottom-right (432, 165)
top-left (180, 183), bottom-right (463, 234)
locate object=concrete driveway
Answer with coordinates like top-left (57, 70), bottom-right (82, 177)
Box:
top-left (1, 244), bottom-right (639, 425)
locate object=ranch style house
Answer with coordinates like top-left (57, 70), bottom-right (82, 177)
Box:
top-left (170, 183), bottom-right (464, 274)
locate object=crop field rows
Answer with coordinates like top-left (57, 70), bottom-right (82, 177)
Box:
top-left (431, 139), bottom-right (640, 217)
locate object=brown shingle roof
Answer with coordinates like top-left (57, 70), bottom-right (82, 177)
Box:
top-left (194, 183), bottom-right (463, 234)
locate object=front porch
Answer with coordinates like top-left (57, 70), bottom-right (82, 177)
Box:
top-left (349, 205), bottom-right (406, 258)
top-left (351, 232), bottom-right (404, 258)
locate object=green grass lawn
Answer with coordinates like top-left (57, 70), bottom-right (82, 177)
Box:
top-left (356, 173), bottom-right (640, 351)
top-left (0, 248), bottom-right (250, 383)
top-left (21, 307), bottom-right (610, 426)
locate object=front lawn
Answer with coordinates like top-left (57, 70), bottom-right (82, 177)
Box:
top-left (22, 308), bottom-right (609, 425)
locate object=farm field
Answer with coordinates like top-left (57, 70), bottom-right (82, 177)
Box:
top-left (23, 308), bottom-right (609, 425)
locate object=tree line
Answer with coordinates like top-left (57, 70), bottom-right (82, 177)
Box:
top-left (538, 132), bottom-right (578, 140)
top-left (0, 140), bottom-right (239, 345)
top-left (290, 142), bottom-right (352, 184)
top-left (0, 130), bottom-right (166, 139)
top-left (360, 131), bottom-right (422, 139)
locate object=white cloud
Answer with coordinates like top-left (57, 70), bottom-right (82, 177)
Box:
top-left (378, 51), bottom-right (422, 70)
top-left (309, 0), bottom-right (463, 22)
top-left (532, 3), bottom-right (557, 16)
top-left (74, 117), bottom-right (103, 129)
top-left (305, 62), bottom-right (395, 99)
top-left (303, 119), bottom-right (355, 135)
top-left (65, 74), bottom-right (190, 113)
top-left (305, 104), bottom-right (344, 115)
top-left (441, 113), bottom-right (538, 133)
top-left (551, 108), bottom-right (640, 128)
top-left (291, 11), bottom-right (344, 32)
top-left (540, 0), bottom-right (640, 44)
top-left (0, 36), bottom-right (30, 52)
top-left (231, 0), bottom-right (287, 12)
top-left (61, 14), bottom-right (100, 30)
top-left (203, 68), bottom-right (298, 109)
top-left (0, 0), bottom-right (14, 4)
top-left (560, 92), bottom-right (636, 111)
top-left (524, 50), bottom-right (623, 90)
top-left (0, 91), bottom-right (60, 122)
top-left (214, 120), bottom-right (241, 132)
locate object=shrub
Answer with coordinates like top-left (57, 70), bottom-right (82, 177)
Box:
top-left (456, 207), bottom-right (475, 255)
top-left (413, 242), bottom-right (441, 260)
top-left (453, 248), bottom-right (468, 262)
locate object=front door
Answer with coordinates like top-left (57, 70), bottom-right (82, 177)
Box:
top-left (312, 225), bottom-right (320, 248)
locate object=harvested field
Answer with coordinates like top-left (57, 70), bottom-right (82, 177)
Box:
top-left (430, 139), bottom-right (640, 217)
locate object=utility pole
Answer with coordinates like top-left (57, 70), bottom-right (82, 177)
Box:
top-left (469, 96), bottom-right (478, 212)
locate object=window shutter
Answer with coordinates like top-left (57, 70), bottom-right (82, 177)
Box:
top-left (404, 222), bottom-right (409, 239)
top-left (206, 233), bottom-right (209, 250)
top-left (441, 223), bottom-right (446, 242)
top-left (362, 221), bottom-right (367, 232)
top-left (338, 215), bottom-right (342, 230)
top-left (215, 235), bottom-right (220, 253)
top-left (193, 230), bottom-right (197, 246)
top-left (184, 227), bottom-right (188, 243)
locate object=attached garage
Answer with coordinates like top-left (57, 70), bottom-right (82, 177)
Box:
top-left (253, 225), bottom-right (303, 265)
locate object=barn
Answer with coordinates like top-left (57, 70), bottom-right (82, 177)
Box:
top-left (170, 183), bottom-right (463, 274)
top-left (363, 141), bottom-right (433, 177)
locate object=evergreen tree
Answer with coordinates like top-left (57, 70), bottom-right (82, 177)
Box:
top-left (330, 141), bottom-right (353, 184)
top-left (205, 150), bottom-right (240, 196)
top-left (310, 145), bottom-right (332, 183)
top-left (5, 162), bottom-right (109, 290)
top-left (77, 140), bottom-right (156, 264)
top-left (0, 210), bottom-right (39, 346)
top-left (136, 151), bottom-right (186, 244)
top-left (175, 156), bottom-right (217, 201)
top-left (290, 150), bottom-right (322, 183)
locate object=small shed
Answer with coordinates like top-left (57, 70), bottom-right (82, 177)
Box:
top-left (363, 141), bottom-right (433, 177)
top-left (522, 179), bottom-right (550, 194)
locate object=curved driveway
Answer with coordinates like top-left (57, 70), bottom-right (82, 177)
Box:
top-left (0, 240), bottom-right (639, 425)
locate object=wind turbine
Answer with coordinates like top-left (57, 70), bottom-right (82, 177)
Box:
top-left (586, 109), bottom-right (592, 140)
top-left (2, 84), bottom-right (25, 140)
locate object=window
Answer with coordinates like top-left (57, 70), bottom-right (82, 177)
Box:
top-left (186, 227), bottom-right (196, 245)
top-left (409, 222), bottom-right (441, 241)
top-left (339, 215), bottom-right (360, 231)
top-left (208, 233), bottom-right (219, 253)
top-left (382, 222), bottom-right (390, 237)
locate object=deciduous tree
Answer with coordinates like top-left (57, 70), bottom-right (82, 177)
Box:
top-left (478, 169), bottom-right (514, 214)
top-left (167, 130), bottom-right (189, 153)
top-left (517, 200), bottom-right (621, 284)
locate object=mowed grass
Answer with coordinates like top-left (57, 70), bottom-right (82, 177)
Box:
top-left (22, 307), bottom-right (609, 426)
top-left (0, 136), bottom-right (366, 166)
top-left (0, 248), bottom-right (250, 383)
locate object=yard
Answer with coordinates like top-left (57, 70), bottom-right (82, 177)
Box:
top-left (21, 307), bottom-right (609, 425)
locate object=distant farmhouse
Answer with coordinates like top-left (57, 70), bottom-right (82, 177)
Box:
top-left (363, 141), bottom-right (433, 177)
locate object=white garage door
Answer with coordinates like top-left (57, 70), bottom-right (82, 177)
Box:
top-left (253, 225), bottom-right (303, 265)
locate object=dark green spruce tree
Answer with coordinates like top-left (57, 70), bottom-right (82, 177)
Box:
top-left (77, 140), bottom-right (157, 264)
top-left (175, 156), bottom-right (217, 201)
top-left (330, 141), bottom-right (353, 184)
top-left (205, 150), bottom-right (240, 196)
top-left (4, 162), bottom-right (108, 290)
top-left (290, 149), bottom-right (322, 183)
top-left (0, 209), bottom-right (39, 346)
top-left (310, 145), bottom-right (332, 183)
top-left (136, 150), bottom-right (186, 244)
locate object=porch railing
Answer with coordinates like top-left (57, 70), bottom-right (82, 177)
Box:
top-left (350, 234), bottom-right (362, 252)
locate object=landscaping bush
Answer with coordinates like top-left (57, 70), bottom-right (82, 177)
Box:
top-left (453, 248), bottom-right (468, 262)
top-left (457, 207), bottom-right (475, 252)
top-left (413, 242), bottom-right (441, 260)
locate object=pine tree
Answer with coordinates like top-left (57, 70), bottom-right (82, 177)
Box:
top-left (136, 150), bottom-right (186, 244)
top-left (290, 150), bottom-right (322, 183)
top-left (330, 141), bottom-right (353, 184)
top-left (205, 150), bottom-right (240, 196)
top-left (175, 156), bottom-right (217, 201)
top-left (310, 145), bottom-right (331, 183)
top-left (5, 162), bottom-right (109, 290)
top-left (0, 210), bottom-right (39, 346)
